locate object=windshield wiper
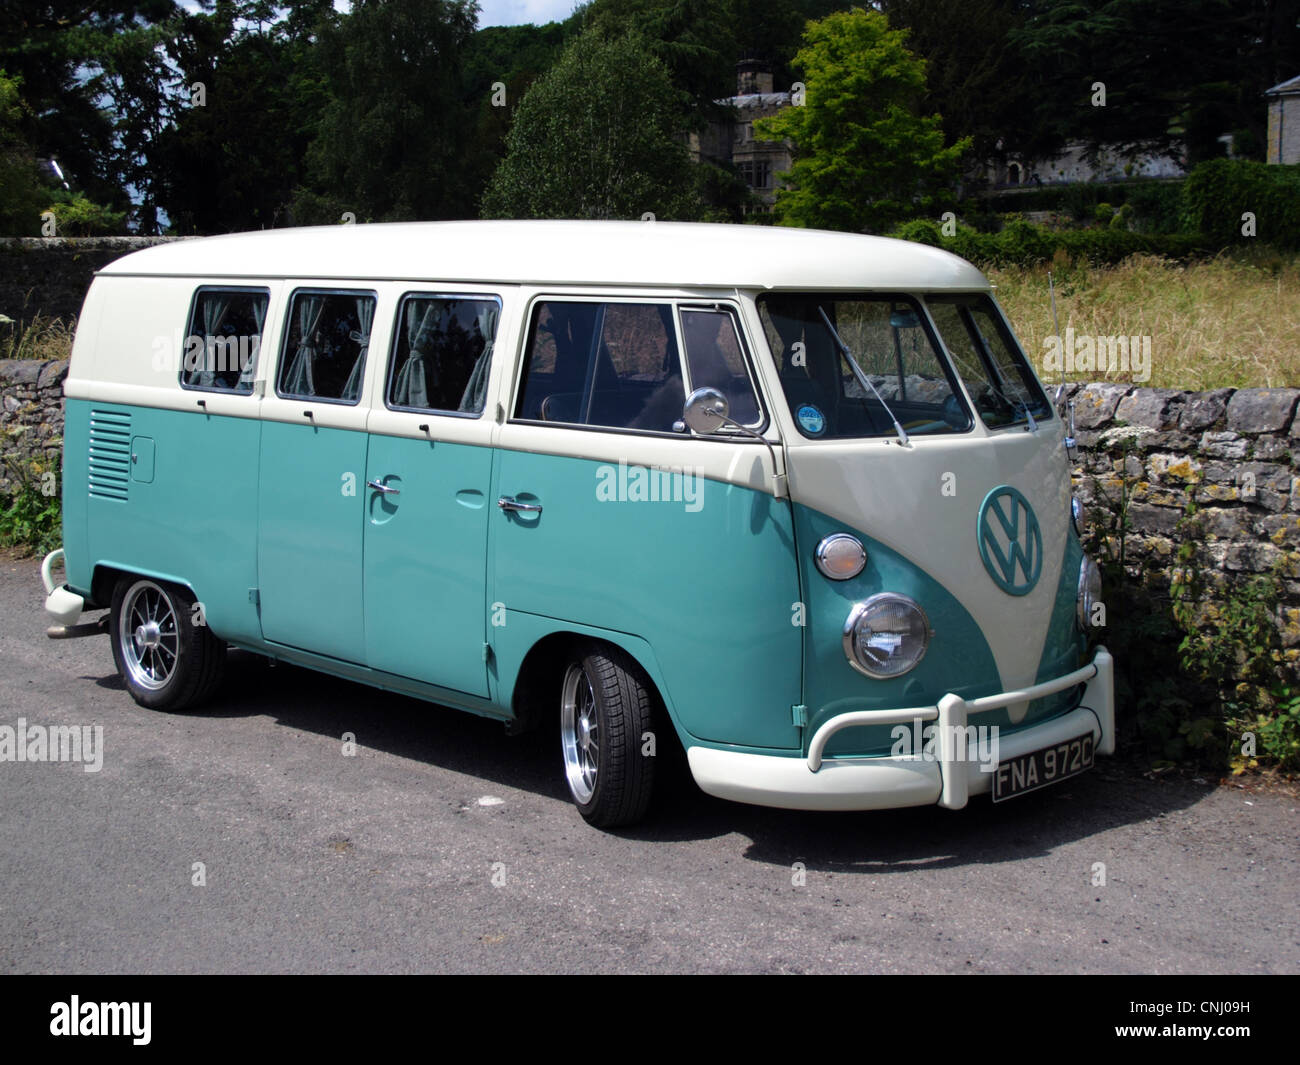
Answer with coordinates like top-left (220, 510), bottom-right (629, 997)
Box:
top-left (817, 306), bottom-right (910, 447)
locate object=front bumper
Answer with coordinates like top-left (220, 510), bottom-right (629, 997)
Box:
top-left (687, 646), bottom-right (1114, 812)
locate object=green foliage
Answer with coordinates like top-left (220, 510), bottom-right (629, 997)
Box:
top-left (981, 180), bottom-right (1187, 235)
top-left (1008, 0), bottom-right (1278, 165)
top-left (1230, 690), bottom-right (1300, 773)
top-left (44, 193), bottom-right (125, 236)
top-left (754, 9), bottom-right (968, 233)
top-left (892, 217), bottom-right (1210, 266)
top-left (1123, 182), bottom-right (1184, 235)
top-left (1078, 442), bottom-right (1298, 774)
top-left (156, 2), bottom-right (334, 233)
top-left (480, 30), bottom-right (704, 221)
top-left (0, 457), bottom-right (61, 556)
top-left (586, 0), bottom-right (738, 130)
top-left (1180, 159), bottom-right (1300, 249)
top-left (0, 69), bottom-right (50, 236)
top-left (293, 0), bottom-right (480, 223)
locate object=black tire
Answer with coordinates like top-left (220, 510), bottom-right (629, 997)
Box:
top-left (109, 576), bottom-right (225, 711)
top-left (559, 642), bottom-right (656, 828)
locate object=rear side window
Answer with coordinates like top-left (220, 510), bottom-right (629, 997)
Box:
top-left (515, 301), bottom-right (685, 433)
top-left (278, 289), bottom-right (376, 404)
top-left (387, 295), bottom-right (500, 416)
top-left (180, 287), bottom-right (269, 394)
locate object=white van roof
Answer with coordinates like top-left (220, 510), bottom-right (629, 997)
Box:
top-left (98, 220), bottom-right (990, 292)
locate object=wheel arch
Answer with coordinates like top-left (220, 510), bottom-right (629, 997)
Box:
top-left (501, 624), bottom-right (688, 751)
top-left (92, 563), bottom-right (204, 623)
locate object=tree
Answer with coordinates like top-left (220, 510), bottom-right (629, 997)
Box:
top-left (754, 9), bottom-right (968, 233)
top-left (0, 2), bottom-right (178, 218)
top-left (0, 70), bottom-right (50, 236)
top-left (459, 15), bottom-right (585, 221)
top-left (292, 0), bottom-right (480, 223)
top-left (154, 1), bottom-right (333, 232)
top-left (480, 30), bottom-right (704, 220)
top-left (877, 0), bottom-right (1048, 166)
top-left (1009, 0), bottom-right (1300, 164)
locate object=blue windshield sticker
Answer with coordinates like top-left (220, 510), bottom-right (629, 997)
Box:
top-left (796, 404), bottom-right (826, 435)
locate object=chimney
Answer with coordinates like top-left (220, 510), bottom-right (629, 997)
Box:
top-left (736, 58), bottom-right (773, 96)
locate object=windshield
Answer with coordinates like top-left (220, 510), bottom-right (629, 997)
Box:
top-left (923, 293), bottom-right (1051, 430)
top-left (757, 293), bottom-right (972, 440)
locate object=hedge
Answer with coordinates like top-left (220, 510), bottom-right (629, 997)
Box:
top-left (889, 218), bottom-right (1209, 266)
top-left (1180, 158), bottom-right (1300, 248)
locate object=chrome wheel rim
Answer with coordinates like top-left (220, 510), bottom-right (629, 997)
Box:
top-left (561, 663), bottom-right (598, 805)
top-left (120, 581), bottom-right (179, 691)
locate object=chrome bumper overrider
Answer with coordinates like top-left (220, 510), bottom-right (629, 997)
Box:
top-left (687, 646), bottom-right (1115, 812)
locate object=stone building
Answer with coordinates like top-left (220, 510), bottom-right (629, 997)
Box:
top-left (690, 60), bottom-right (794, 215)
top-left (1266, 74), bottom-right (1300, 164)
top-left (979, 142), bottom-right (1185, 189)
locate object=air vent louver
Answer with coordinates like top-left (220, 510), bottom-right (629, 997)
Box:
top-left (88, 410), bottom-right (131, 501)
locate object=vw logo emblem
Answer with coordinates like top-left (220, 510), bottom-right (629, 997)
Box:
top-left (977, 485), bottom-right (1042, 596)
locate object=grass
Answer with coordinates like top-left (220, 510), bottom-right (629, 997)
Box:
top-left (1, 252), bottom-right (1298, 387)
top-left (0, 290), bottom-right (76, 361)
top-left (988, 249), bottom-right (1300, 390)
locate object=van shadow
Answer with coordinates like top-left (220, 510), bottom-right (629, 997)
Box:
top-left (161, 650), bottom-right (1213, 875)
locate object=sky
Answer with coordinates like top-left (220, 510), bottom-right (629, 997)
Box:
top-left (179, 2), bottom-right (582, 29)
top-left (476, 0), bottom-right (580, 26)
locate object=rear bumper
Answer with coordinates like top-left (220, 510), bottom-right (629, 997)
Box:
top-left (687, 646), bottom-right (1114, 812)
top-left (41, 548), bottom-right (87, 625)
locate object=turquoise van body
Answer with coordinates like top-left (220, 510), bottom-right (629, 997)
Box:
top-left (44, 221), bottom-right (1115, 827)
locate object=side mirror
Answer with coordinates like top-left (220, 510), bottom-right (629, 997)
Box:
top-left (679, 387), bottom-right (730, 435)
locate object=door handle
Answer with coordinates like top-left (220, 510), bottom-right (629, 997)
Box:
top-left (497, 496), bottom-right (542, 514)
top-left (367, 479), bottom-right (400, 496)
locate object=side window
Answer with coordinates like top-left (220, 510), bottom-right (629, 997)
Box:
top-left (387, 295), bottom-right (499, 415)
top-left (278, 290), bottom-right (376, 404)
top-left (180, 287), bottom-right (269, 394)
top-left (679, 307), bottom-right (761, 427)
top-left (515, 301), bottom-right (685, 433)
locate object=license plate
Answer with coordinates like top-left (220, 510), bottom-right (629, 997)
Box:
top-left (992, 732), bottom-right (1095, 802)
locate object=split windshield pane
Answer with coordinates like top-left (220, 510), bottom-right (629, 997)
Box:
top-left (757, 293), bottom-right (971, 440)
top-left (924, 294), bottom-right (1051, 430)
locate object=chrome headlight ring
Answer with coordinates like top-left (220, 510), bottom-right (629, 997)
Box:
top-left (843, 593), bottom-right (932, 679)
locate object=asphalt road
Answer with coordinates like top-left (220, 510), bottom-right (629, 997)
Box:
top-left (1, 555), bottom-right (1297, 974)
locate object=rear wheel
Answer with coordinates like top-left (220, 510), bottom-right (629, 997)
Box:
top-left (109, 576), bottom-right (225, 710)
top-left (560, 643), bottom-right (656, 828)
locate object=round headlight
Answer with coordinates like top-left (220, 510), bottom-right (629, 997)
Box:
top-left (843, 594), bottom-right (931, 679)
top-left (815, 533), bottom-right (867, 580)
top-left (1077, 556), bottom-right (1102, 630)
top-left (1071, 496), bottom-right (1085, 537)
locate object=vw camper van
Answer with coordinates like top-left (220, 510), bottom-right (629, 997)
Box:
top-left (41, 220), bottom-right (1114, 827)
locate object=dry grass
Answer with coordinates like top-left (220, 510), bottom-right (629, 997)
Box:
top-left (0, 306), bottom-right (75, 363)
top-left (989, 251), bottom-right (1300, 390)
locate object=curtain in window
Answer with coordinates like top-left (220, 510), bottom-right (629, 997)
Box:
top-left (282, 295), bottom-right (326, 397)
top-left (196, 293), bottom-right (231, 387)
top-left (238, 297), bottom-right (266, 388)
top-left (459, 302), bottom-right (498, 413)
top-left (342, 297), bottom-right (374, 402)
top-left (391, 300), bottom-right (439, 408)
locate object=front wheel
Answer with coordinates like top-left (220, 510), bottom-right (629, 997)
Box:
top-left (109, 576), bottom-right (225, 711)
top-left (560, 644), bottom-right (656, 828)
